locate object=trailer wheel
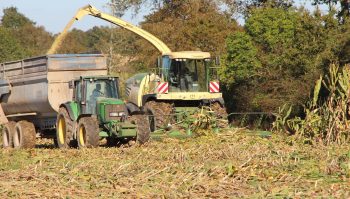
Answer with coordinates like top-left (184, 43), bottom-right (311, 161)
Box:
top-left (77, 117), bottom-right (99, 148)
top-left (56, 107), bottom-right (75, 148)
top-left (13, 121), bottom-right (36, 149)
top-left (2, 121), bottom-right (16, 148)
top-left (130, 114), bottom-right (151, 144)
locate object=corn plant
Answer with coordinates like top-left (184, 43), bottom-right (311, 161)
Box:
top-left (274, 64), bottom-right (350, 145)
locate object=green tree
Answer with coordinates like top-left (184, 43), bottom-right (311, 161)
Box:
top-left (312, 0), bottom-right (349, 22)
top-left (222, 6), bottom-right (343, 113)
top-left (57, 29), bottom-right (89, 53)
top-left (12, 24), bottom-right (53, 56)
top-left (108, 0), bottom-right (240, 16)
top-left (220, 32), bottom-right (261, 84)
top-left (1, 7), bottom-right (34, 29)
top-left (1, 7), bottom-right (53, 58)
top-left (0, 27), bottom-right (27, 62)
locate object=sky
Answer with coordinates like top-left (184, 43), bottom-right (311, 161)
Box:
top-left (0, 0), bottom-right (331, 34)
top-left (0, 0), bottom-right (149, 33)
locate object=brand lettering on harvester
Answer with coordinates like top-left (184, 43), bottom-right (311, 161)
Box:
top-left (209, 81), bottom-right (220, 93)
top-left (157, 82), bottom-right (169, 94)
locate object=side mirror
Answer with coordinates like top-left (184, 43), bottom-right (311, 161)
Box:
top-left (215, 56), bottom-right (220, 66)
top-left (68, 80), bottom-right (74, 89)
top-left (157, 56), bottom-right (162, 68)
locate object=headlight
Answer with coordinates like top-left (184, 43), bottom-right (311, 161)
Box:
top-left (109, 112), bottom-right (124, 117)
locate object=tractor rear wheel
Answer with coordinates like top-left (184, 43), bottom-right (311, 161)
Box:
top-left (144, 101), bottom-right (173, 132)
top-left (130, 114), bottom-right (151, 144)
top-left (56, 107), bottom-right (75, 149)
top-left (13, 121), bottom-right (36, 149)
top-left (77, 117), bottom-right (99, 148)
top-left (2, 121), bottom-right (16, 148)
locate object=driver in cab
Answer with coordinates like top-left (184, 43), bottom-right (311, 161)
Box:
top-left (92, 83), bottom-right (104, 98)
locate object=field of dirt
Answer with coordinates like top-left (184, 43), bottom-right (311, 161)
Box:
top-left (0, 129), bottom-right (349, 198)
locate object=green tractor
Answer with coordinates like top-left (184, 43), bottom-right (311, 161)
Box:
top-left (56, 76), bottom-right (150, 148)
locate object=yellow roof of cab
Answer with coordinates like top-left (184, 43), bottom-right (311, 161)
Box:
top-left (165, 51), bottom-right (211, 59)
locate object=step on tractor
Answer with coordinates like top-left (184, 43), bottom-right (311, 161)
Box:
top-left (0, 54), bottom-right (150, 149)
top-left (47, 5), bottom-right (228, 135)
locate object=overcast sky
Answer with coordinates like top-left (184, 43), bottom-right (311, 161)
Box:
top-left (0, 0), bottom-right (329, 34)
top-left (0, 0), bottom-right (149, 33)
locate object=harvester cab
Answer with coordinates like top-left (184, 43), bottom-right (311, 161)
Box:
top-left (158, 52), bottom-right (220, 93)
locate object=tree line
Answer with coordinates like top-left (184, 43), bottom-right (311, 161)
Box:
top-left (1, 0), bottom-right (350, 117)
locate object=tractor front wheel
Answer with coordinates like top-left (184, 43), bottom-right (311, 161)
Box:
top-left (77, 117), bottom-right (99, 148)
top-left (56, 107), bottom-right (75, 148)
top-left (130, 114), bottom-right (151, 144)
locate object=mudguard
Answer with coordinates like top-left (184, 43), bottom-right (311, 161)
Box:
top-left (126, 102), bottom-right (142, 114)
top-left (60, 102), bottom-right (79, 121)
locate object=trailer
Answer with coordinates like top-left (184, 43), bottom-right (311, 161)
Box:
top-left (0, 54), bottom-right (149, 149)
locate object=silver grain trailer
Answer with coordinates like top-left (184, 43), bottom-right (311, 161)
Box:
top-left (0, 54), bottom-right (107, 148)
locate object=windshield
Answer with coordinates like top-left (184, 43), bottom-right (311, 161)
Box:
top-left (167, 59), bottom-right (210, 92)
top-left (85, 79), bottom-right (118, 114)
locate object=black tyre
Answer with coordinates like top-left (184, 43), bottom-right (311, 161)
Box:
top-left (2, 121), bottom-right (16, 148)
top-left (13, 121), bottom-right (36, 149)
top-left (56, 107), bottom-right (75, 148)
top-left (77, 117), bottom-right (99, 148)
top-left (144, 106), bottom-right (156, 132)
top-left (130, 114), bottom-right (151, 144)
top-left (106, 137), bottom-right (118, 147)
top-left (144, 101), bottom-right (173, 132)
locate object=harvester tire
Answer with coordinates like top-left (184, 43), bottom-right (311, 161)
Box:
top-left (2, 121), bottom-right (16, 148)
top-left (130, 114), bottom-right (151, 144)
top-left (210, 102), bottom-right (228, 128)
top-left (56, 107), bottom-right (75, 149)
top-left (144, 101), bottom-right (173, 132)
top-left (13, 121), bottom-right (36, 149)
top-left (77, 117), bottom-right (99, 148)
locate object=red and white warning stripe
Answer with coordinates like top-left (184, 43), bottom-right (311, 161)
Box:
top-left (157, 82), bottom-right (169, 94)
top-left (209, 81), bottom-right (220, 93)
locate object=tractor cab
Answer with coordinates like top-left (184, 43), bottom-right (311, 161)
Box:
top-left (160, 51), bottom-right (219, 93)
top-left (72, 76), bottom-right (126, 123)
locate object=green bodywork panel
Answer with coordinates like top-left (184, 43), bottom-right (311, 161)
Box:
top-left (99, 131), bottom-right (109, 137)
top-left (64, 101), bottom-right (80, 121)
top-left (101, 121), bottom-right (137, 138)
top-left (97, 97), bottom-right (125, 123)
top-left (118, 127), bottom-right (137, 137)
